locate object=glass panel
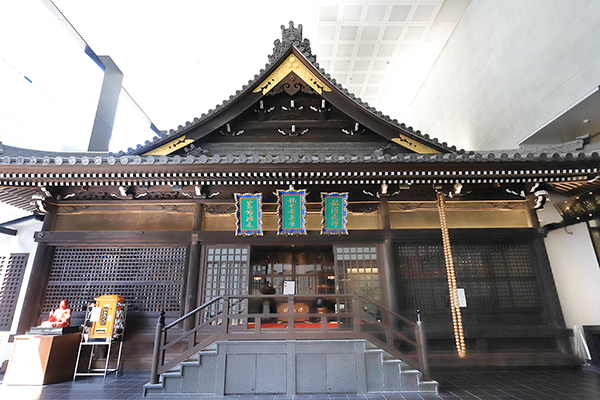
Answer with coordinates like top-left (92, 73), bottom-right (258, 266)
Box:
top-left (201, 245), bottom-right (249, 325)
top-left (249, 249), bottom-right (334, 296)
top-left (334, 245), bottom-right (381, 301)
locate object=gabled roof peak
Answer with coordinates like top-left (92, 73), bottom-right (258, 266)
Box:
top-left (269, 21), bottom-right (314, 64)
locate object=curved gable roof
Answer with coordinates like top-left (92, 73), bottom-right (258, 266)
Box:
top-left (126, 22), bottom-right (458, 157)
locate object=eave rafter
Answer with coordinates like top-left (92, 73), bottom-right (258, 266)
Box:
top-left (1, 161), bottom-right (597, 189)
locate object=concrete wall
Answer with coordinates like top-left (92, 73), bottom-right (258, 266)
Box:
top-left (537, 194), bottom-right (600, 328)
top-left (403, 0), bottom-right (600, 150)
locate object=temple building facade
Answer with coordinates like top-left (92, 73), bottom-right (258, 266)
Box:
top-left (1, 14), bottom-right (600, 395)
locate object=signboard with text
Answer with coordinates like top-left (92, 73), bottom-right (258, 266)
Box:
top-left (321, 192), bottom-right (348, 235)
top-left (235, 193), bottom-right (263, 236)
top-left (277, 188), bottom-right (307, 235)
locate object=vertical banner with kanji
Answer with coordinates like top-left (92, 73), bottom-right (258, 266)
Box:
top-left (321, 192), bottom-right (348, 235)
top-left (235, 193), bottom-right (263, 236)
top-left (277, 188), bottom-right (307, 235)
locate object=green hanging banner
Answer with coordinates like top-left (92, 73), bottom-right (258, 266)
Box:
top-left (277, 188), bottom-right (307, 235)
top-left (321, 192), bottom-right (348, 235)
top-left (235, 193), bottom-right (263, 236)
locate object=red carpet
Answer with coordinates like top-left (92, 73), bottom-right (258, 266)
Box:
top-left (247, 322), bottom-right (338, 329)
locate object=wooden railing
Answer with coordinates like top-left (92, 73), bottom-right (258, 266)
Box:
top-left (150, 294), bottom-right (429, 384)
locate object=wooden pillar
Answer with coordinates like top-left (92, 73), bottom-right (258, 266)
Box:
top-left (183, 203), bottom-right (203, 331)
top-left (16, 206), bottom-right (56, 334)
top-left (378, 195), bottom-right (391, 231)
top-left (378, 196), bottom-right (399, 314)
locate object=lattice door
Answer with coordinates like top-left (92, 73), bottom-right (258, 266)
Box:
top-left (334, 245), bottom-right (381, 315)
top-left (201, 246), bottom-right (249, 325)
top-left (44, 247), bottom-right (186, 314)
top-left (0, 253), bottom-right (28, 330)
top-left (396, 241), bottom-right (542, 310)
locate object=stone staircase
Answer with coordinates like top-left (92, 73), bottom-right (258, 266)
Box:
top-left (144, 344), bottom-right (219, 395)
top-left (364, 342), bottom-right (438, 393)
top-left (144, 340), bottom-right (437, 396)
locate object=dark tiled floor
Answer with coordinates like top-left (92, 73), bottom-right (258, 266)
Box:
top-left (1, 368), bottom-right (600, 400)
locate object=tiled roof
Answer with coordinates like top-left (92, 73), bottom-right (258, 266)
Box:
top-left (121, 22), bottom-right (459, 157)
top-left (2, 24), bottom-right (598, 167)
top-left (1, 141), bottom-right (598, 168)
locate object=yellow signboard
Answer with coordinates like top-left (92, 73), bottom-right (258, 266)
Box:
top-left (90, 295), bottom-right (125, 340)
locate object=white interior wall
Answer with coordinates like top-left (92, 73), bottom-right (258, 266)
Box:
top-left (403, 0), bottom-right (600, 151)
top-left (537, 193), bottom-right (600, 328)
top-left (0, 215), bottom-right (42, 368)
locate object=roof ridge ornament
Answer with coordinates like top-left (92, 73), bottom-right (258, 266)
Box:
top-left (269, 21), bottom-right (314, 64)
top-left (282, 21), bottom-right (302, 44)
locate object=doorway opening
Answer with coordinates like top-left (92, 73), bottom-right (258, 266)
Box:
top-left (249, 247), bottom-right (335, 296)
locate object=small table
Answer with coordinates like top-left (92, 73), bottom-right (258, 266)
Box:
top-left (73, 337), bottom-right (124, 380)
top-left (4, 332), bottom-right (81, 385)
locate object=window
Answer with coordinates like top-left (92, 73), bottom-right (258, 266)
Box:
top-left (0, 253), bottom-right (28, 330)
top-left (396, 241), bottom-right (541, 311)
top-left (250, 249), bottom-right (334, 295)
top-left (335, 246), bottom-right (381, 301)
top-left (45, 247), bottom-right (185, 314)
top-left (202, 246), bottom-right (249, 324)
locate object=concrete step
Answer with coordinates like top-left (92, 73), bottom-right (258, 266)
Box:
top-left (145, 339), bottom-right (438, 396)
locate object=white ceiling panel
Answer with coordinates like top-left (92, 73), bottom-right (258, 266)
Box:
top-left (412, 5), bottom-right (437, 22)
top-left (365, 5), bottom-right (388, 22)
top-left (342, 5), bottom-right (363, 21)
top-left (357, 44), bottom-right (376, 57)
top-left (41, 0), bottom-right (470, 144)
top-left (339, 26), bottom-right (359, 40)
top-left (361, 26), bottom-right (382, 41)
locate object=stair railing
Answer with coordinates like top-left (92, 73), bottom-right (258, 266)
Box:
top-left (149, 294), bottom-right (430, 384)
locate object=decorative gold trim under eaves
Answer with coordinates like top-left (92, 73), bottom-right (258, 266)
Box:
top-left (392, 134), bottom-right (440, 154)
top-left (143, 136), bottom-right (194, 156)
top-left (254, 54), bottom-right (332, 95)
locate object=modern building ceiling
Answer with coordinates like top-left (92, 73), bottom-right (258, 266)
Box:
top-left (3, 0), bottom-right (595, 155)
top-left (520, 87), bottom-right (600, 148)
top-left (50, 0), bottom-right (471, 135)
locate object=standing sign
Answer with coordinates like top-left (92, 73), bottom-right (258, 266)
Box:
top-left (321, 192), bottom-right (348, 235)
top-left (277, 188), bottom-right (307, 235)
top-left (283, 280), bottom-right (296, 295)
top-left (235, 193), bottom-right (263, 236)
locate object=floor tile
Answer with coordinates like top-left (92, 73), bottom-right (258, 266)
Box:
top-left (1, 368), bottom-right (600, 400)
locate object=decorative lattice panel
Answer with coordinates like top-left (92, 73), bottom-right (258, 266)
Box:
top-left (0, 253), bottom-right (29, 330)
top-left (397, 242), bottom-right (541, 310)
top-left (335, 246), bottom-right (381, 300)
top-left (202, 246), bottom-right (249, 324)
top-left (44, 247), bottom-right (186, 314)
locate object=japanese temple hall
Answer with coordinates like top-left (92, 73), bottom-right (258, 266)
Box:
top-left (1, 21), bottom-right (599, 396)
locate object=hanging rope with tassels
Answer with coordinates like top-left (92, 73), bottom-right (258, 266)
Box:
top-left (436, 191), bottom-right (466, 358)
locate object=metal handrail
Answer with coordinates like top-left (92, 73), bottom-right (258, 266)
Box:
top-left (150, 294), bottom-right (430, 384)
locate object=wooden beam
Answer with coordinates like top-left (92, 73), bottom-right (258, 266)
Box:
top-left (33, 227), bottom-right (542, 246)
top-left (34, 230), bottom-right (192, 245)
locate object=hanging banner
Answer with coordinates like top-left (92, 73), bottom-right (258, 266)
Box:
top-left (235, 193), bottom-right (263, 236)
top-left (321, 192), bottom-right (348, 235)
top-left (277, 188), bottom-right (307, 235)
